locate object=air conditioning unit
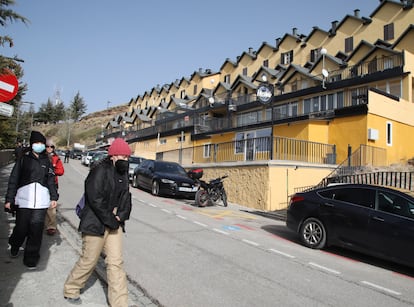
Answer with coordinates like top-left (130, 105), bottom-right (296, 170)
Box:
top-left (368, 128), bottom-right (379, 140)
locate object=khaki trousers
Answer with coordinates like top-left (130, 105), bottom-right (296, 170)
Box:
top-left (63, 228), bottom-right (128, 307)
top-left (44, 207), bottom-right (57, 230)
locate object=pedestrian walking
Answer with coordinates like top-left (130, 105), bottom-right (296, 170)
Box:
top-left (4, 130), bottom-right (58, 269)
top-left (64, 149), bottom-right (70, 163)
top-left (44, 139), bottom-right (64, 235)
top-left (63, 138), bottom-right (132, 306)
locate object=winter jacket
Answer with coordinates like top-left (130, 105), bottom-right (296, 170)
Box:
top-left (6, 151), bottom-right (58, 209)
top-left (50, 153), bottom-right (64, 186)
top-left (78, 157), bottom-right (130, 236)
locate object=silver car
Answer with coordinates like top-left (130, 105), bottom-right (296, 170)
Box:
top-left (128, 156), bottom-right (144, 181)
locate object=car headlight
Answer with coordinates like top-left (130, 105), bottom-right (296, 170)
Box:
top-left (160, 178), bottom-right (175, 184)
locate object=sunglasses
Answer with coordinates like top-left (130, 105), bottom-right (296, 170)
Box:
top-left (46, 145), bottom-right (55, 148)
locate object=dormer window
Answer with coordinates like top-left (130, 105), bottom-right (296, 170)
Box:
top-left (263, 59), bottom-right (269, 67)
top-left (384, 23), bottom-right (394, 41)
top-left (281, 50), bottom-right (293, 65)
top-left (345, 37), bottom-right (353, 53)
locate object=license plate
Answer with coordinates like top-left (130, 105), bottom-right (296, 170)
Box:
top-left (179, 186), bottom-right (197, 192)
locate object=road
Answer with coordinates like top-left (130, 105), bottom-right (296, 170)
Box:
top-left (58, 158), bottom-right (414, 307)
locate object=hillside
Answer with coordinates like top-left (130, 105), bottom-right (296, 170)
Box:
top-left (35, 104), bottom-right (128, 149)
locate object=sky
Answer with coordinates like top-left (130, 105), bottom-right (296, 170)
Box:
top-left (3, 0), bottom-right (378, 114)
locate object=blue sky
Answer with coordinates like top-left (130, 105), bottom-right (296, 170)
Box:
top-left (4, 0), bottom-right (377, 114)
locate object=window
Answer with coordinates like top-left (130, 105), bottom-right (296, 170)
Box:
top-left (320, 187), bottom-right (375, 208)
top-left (310, 48), bottom-right (321, 62)
top-left (281, 50), bottom-right (293, 65)
top-left (384, 23), bottom-right (394, 41)
top-left (263, 59), bottom-right (269, 67)
top-left (274, 105), bottom-right (287, 119)
top-left (386, 121), bottom-right (392, 146)
top-left (193, 85), bottom-right (197, 95)
top-left (224, 74), bottom-right (231, 84)
top-left (235, 133), bottom-right (245, 154)
top-left (377, 190), bottom-right (414, 219)
top-left (303, 98), bottom-right (311, 114)
top-left (345, 37), bottom-right (353, 53)
top-left (180, 90), bottom-right (186, 99)
top-left (203, 144), bottom-right (211, 158)
top-left (242, 67), bottom-right (248, 76)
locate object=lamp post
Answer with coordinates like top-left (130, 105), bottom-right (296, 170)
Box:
top-left (257, 73), bottom-right (274, 159)
top-left (320, 48), bottom-right (329, 89)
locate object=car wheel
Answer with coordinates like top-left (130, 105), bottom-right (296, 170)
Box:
top-left (300, 217), bottom-right (327, 249)
top-left (152, 180), bottom-right (160, 196)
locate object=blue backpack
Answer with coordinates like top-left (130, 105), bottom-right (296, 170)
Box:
top-left (75, 194), bottom-right (85, 218)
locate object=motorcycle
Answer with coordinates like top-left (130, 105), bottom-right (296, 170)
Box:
top-left (188, 168), bottom-right (228, 207)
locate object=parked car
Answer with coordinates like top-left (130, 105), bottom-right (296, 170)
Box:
top-left (128, 156), bottom-right (145, 182)
top-left (81, 150), bottom-right (100, 166)
top-left (286, 183), bottom-right (414, 268)
top-left (89, 151), bottom-right (108, 168)
top-left (70, 149), bottom-right (83, 160)
top-left (131, 159), bottom-right (198, 198)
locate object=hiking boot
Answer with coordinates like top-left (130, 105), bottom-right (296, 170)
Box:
top-left (64, 296), bottom-right (82, 305)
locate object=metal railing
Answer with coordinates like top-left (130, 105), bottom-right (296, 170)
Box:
top-left (157, 135), bottom-right (336, 165)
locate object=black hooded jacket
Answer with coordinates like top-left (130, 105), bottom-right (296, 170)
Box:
top-left (5, 150), bottom-right (58, 205)
top-left (78, 157), bottom-right (130, 236)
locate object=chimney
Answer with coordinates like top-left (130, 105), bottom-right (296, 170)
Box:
top-left (248, 47), bottom-right (253, 54)
top-left (292, 27), bottom-right (298, 36)
top-left (275, 37), bottom-right (281, 47)
top-left (354, 9), bottom-right (360, 18)
top-left (331, 20), bottom-right (338, 35)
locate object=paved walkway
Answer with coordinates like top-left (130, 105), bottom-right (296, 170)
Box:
top-left (0, 163), bottom-right (157, 307)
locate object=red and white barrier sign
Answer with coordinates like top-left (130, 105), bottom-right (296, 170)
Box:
top-left (0, 74), bottom-right (18, 102)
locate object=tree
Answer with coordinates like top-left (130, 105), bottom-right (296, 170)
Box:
top-left (0, 0), bottom-right (28, 149)
top-left (69, 92), bottom-right (87, 121)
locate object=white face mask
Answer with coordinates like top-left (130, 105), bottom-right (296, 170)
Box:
top-left (32, 143), bottom-right (45, 153)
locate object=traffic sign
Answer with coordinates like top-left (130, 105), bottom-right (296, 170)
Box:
top-left (0, 102), bottom-right (14, 117)
top-left (0, 74), bottom-right (18, 102)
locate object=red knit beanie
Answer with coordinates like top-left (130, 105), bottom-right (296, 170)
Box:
top-left (108, 138), bottom-right (132, 156)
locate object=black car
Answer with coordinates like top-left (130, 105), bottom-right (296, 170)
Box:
top-left (131, 159), bottom-right (197, 198)
top-left (286, 183), bottom-right (414, 267)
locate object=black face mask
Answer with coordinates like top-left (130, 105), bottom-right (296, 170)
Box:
top-left (115, 160), bottom-right (129, 174)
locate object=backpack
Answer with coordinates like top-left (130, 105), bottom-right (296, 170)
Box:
top-left (75, 194), bottom-right (85, 218)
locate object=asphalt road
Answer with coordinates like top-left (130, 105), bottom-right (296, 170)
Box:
top-left (58, 158), bottom-right (414, 307)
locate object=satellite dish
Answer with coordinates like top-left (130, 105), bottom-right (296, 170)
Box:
top-left (322, 69), bottom-right (329, 78)
top-left (208, 97), bottom-right (214, 105)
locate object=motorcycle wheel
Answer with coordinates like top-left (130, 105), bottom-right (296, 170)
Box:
top-left (195, 190), bottom-right (210, 207)
top-left (221, 189), bottom-right (228, 207)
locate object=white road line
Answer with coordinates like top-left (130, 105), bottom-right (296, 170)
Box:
top-left (161, 209), bottom-right (171, 214)
top-left (268, 248), bottom-right (296, 259)
top-left (361, 281), bottom-right (401, 296)
top-left (213, 228), bottom-right (230, 235)
top-left (308, 262), bottom-right (341, 275)
top-left (148, 203), bottom-right (157, 208)
top-left (193, 221), bottom-right (208, 227)
top-left (176, 215), bottom-right (187, 220)
top-left (242, 239), bottom-right (259, 246)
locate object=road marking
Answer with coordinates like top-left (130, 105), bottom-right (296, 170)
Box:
top-left (161, 209), bottom-right (171, 214)
top-left (242, 239), bottom-right (259, 246)
top-left (176, 215), bottom-right (187, 220)
top-left (213, 228), bottom-right (230, 235)
top-left (268, 248), bottom-right (296, 259)
top-left (308, 262), bottom-right (341, 275)
top-left (193, 221), bottom-right (208, 227)
top-left (223, 225), bottom-right (241, 231)
top-left (361, 281), bottom-right (401, 296)
top-left (148, 203), bottom-right (157, 208)
top-left (197, 209), bottom-right (257, 220)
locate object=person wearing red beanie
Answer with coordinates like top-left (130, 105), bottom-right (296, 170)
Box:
top-left (64, 138), bottom-right (132, 306)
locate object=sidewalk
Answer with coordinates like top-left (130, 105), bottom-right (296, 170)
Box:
top-left (0, 163), bottom-right (157, 307)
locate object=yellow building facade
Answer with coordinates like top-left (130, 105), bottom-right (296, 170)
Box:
top-left (101, 1), bottom-right (414, 211)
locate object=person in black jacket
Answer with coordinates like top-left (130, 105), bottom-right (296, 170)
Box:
top-left (4, 131), bottom-right (58, 269)
top-left (63, 138), bottom-right (132, 306)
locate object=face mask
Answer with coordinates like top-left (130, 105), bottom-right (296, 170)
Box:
top-left (115, 160), bottom-right (129, 174)
top-left (32, 143), bottom-right (45, 153)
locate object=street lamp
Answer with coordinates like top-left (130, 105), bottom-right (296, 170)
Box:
top-left (256, 74), bottom-right (274, 159)
top-left (320, 48), bottom-right (329, 89)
